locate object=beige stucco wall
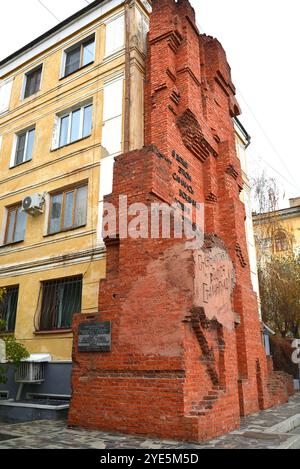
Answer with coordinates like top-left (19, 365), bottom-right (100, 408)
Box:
top-left (0, 260), bottom-right (105, 361)
top-left (254, 211), bottom-right (300, 255)
top-left (0, 0), bottom-right (149, 360)
top-left (281, 216), bottom-right (300, 251)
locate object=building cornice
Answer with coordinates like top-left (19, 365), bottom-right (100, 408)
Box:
top-left (0, 160), bottom-right (101, 202)
top-left (0, 0), bottom-right (123, 78)
top-left (0, 246), bottom-right (106, 278)
top-left (253, 205), bottom-right (300, 224)
top-left (0, 0), bottom-right (151, 78)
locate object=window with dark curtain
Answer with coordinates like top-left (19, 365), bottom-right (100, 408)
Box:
top-left (24, 66), bottom-right (42, 98)
top-left (65, 47), bottom-right (81, 76)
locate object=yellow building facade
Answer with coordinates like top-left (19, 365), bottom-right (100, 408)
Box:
top-left (253, 197), bottom-right (300, 257)
top-left (0, 0), bottom-right (150, 367)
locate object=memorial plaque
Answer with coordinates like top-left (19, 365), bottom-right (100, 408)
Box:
top-left (78, 322), bottom-right (111, 352)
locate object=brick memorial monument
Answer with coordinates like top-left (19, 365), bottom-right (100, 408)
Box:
top-left (69, 0), bottom-right (293, 441)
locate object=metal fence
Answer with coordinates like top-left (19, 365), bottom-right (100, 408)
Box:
top-left (35, 276), bottom-right (82, 332)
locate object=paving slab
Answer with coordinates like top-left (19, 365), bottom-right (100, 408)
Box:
top-left (0, 393), bottom-right (299, 449)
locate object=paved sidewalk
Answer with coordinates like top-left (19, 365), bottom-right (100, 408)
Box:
top-left (0, 393), bottom-right (299, 449)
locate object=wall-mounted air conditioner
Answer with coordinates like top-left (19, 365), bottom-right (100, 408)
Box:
top-left (15, 362), bottom-right (45, 384)
top-left (14, 354), bottom-right (52, 401)
top-left (22, 193), bottom-right (45, 215)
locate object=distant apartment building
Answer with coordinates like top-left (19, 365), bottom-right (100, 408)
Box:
top-left (253, 197), bottom-right (300, 257)
top-left (253, 198), bottom-right (300, 356)
top-left (0, 0), bottom-right (150, 396)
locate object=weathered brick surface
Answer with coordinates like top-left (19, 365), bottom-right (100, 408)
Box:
top-left (68, 0), bottom-right (293, 441)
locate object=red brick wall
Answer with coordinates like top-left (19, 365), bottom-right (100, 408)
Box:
top-left (68, 0), bottom-right (292, 441)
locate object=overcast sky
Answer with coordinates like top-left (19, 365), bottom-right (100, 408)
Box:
top-left (0, 0), bottom-right (299, 207)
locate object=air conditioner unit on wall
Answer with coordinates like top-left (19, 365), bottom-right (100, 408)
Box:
top-left (15, 362), bottom-right (45, 384)
top-left (14, 354), bottom-right (51, 401)
top-left (22, 193), bottom-right (45, 215)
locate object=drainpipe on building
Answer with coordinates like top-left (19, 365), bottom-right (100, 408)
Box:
top-left (124, 0), bottom-right (131, 154)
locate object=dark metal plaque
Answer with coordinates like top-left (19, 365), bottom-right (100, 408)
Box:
top-left (78, 322), bottom-right (111, 352)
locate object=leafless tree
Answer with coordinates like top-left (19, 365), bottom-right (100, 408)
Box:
top-left (252, 171), bottom-right (300, 337)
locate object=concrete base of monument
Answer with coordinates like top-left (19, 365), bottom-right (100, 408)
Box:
top-left (0, 362), bottom-right (72, 423)
top-left (0, 362), bottom-right (72, 401)
top-left (0, 398), bottom-right (69, 424)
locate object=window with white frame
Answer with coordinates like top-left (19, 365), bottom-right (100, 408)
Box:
top-left (0, 78), bottom-right (13, 114)
top-left (102, 79), bottom-right (123, 156)
top-left (12, 127), bottom-right (35, 167)
top-left (56, 102), bottom-right (93, 148)
top-left (23, 65), bottom-right (42, 99)
top-left (62, 35), bottom-right (95, 78)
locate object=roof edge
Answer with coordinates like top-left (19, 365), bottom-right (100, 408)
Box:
top-left (0, 0), bottom-right (107, 69)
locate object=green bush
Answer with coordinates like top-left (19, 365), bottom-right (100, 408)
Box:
top-left (5, 336), bottom-right (30, 364)
top-left (0, 287), bottom-right (5, 303)
top-left (0, 290), bottom-right (30, 384)
top-left (0, 321), bottom-right (29, 384)
top-left (0, 320), bottom-right (6, 332)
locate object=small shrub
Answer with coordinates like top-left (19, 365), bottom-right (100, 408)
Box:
top-left (0, 320), bottom-right (29, 384)
top-left (0, 320), bottom-right (6, 332)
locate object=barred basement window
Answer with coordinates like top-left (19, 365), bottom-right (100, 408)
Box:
top-left (0, 286), bottom-right (19, 333)
top-left (37, 276), bottom-right (82, 331)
